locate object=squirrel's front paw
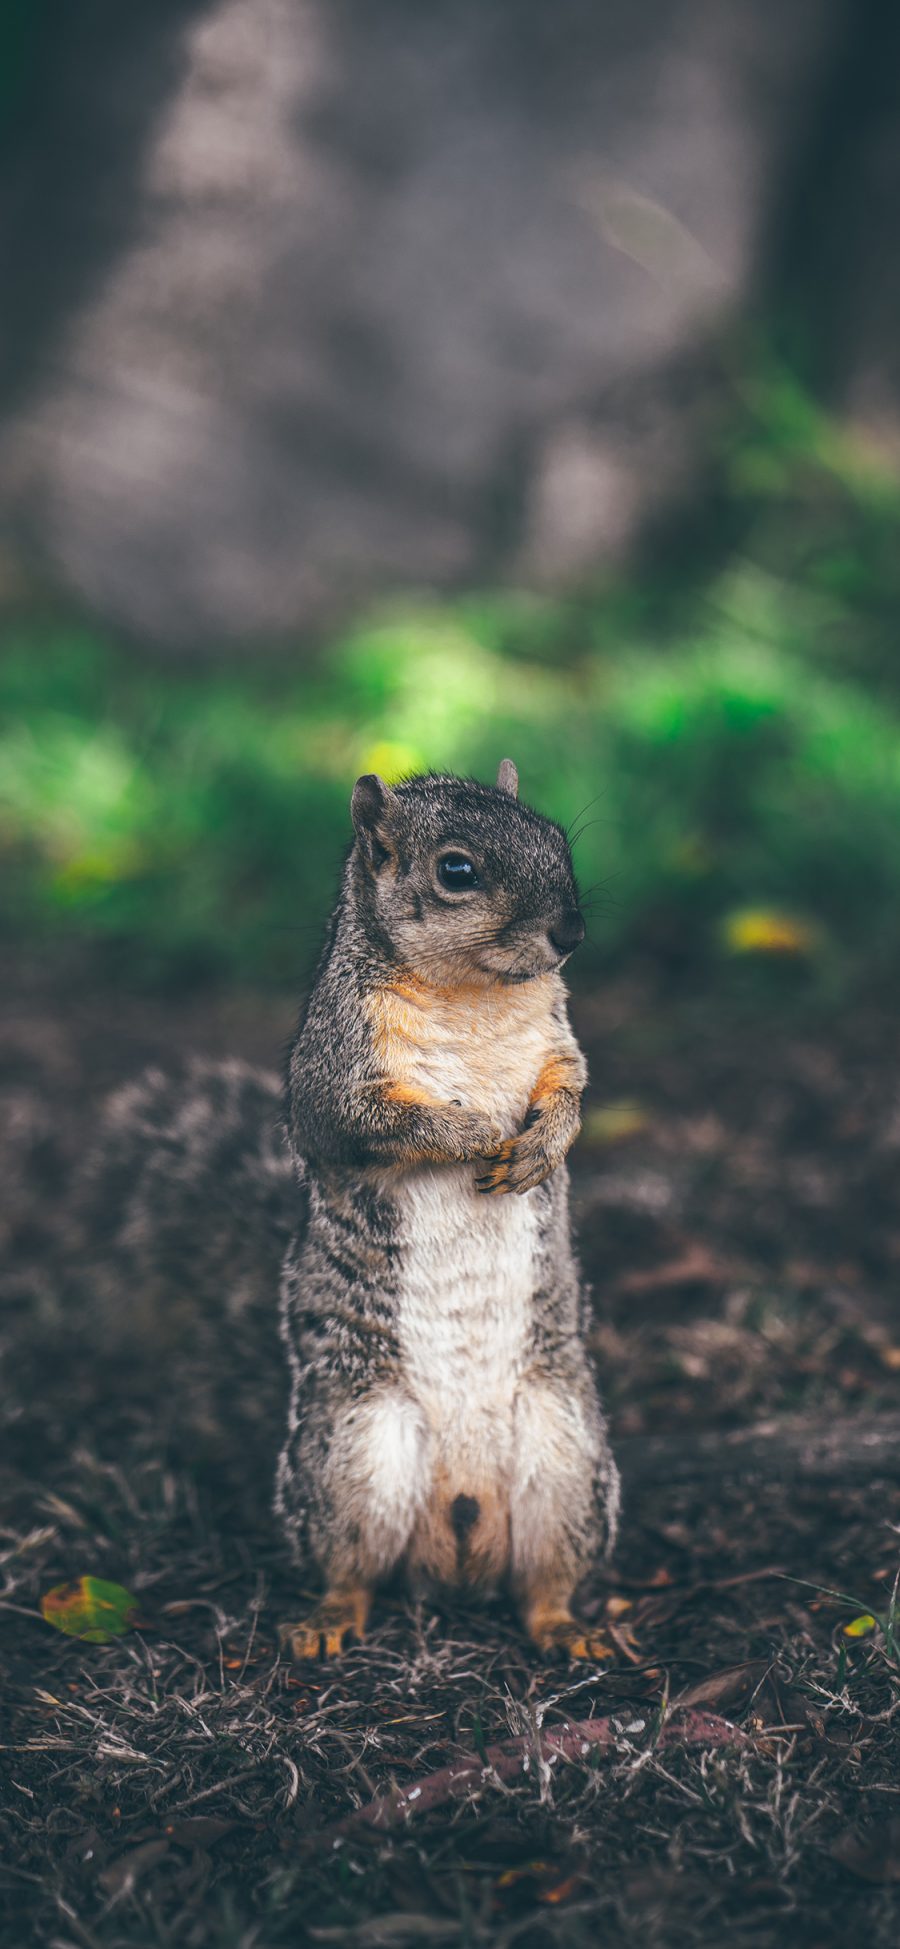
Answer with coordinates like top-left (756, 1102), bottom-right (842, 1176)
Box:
top-left (475, 1123), bottom-right (553, 1195)
top-left (442, 1107), bottom-right (504, 1161)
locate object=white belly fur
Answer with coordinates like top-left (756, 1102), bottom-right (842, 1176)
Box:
top-left (395, 1163), bottom-right (539, 1586)
top-left (396, 1164), bottom-right (537, 1423)
top-left (372, 971), bottom-right (564, 1584)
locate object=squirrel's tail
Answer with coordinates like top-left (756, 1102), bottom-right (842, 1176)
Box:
top-left (68, 1058), bottom-right (307, 1489)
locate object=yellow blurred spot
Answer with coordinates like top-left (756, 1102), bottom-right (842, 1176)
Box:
top-left (722, 908), bottom-right (818, 957)
top-left (880, 1346), bottom-right (900, 1371)
top-left (583, 1101), bottom-right (649, 1145)
top-left (51, 839), bottom-right (146, 894)
top-left (359, 740), bottom-right (426, 783)
top-left (842, 1614), bottom-right (877, 1639)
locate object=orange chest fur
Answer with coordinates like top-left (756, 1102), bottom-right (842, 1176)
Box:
top-left (367, 973), bottom-right (562, 1136)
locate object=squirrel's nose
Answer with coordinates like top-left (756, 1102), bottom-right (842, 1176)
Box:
top-left (549, 908), bottom-right (585, 955)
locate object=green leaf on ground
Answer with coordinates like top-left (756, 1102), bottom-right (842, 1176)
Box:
top-left (40, 1576), bottom-right (140, 1643)
top-left (842, 1613), bottom-right (877, 1639)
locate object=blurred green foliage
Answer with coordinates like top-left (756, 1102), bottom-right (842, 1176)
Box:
top-left (2, 361), bottom-right (900, 997)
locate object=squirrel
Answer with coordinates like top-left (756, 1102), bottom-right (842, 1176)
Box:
top-left (78, 762), bottom-right (620, 1661)
top-left (278, 760), bottom-right (619, 1660)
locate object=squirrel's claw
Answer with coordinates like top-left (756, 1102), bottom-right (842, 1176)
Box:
top-left (535, 1618), bottom-right (614, 1663)
top-left (526, 1605), bottom-right (615, 1664)
top-left (475, 1130), bottom-right (554, 1195)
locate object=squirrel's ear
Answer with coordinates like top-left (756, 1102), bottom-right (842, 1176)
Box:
top-left (496, 758), bottom-right (519, 799)
top-left (351, 773), bottom-right (396, 870)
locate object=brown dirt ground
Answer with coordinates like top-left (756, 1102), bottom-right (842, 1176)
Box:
top-left (2, 956), bottom-right (899, 1947)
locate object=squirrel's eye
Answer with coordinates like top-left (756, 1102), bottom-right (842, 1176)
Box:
top-left (438, 852), bottom-right (480, 892)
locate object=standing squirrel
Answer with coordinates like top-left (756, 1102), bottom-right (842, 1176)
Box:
top-left (79, 763), bottom-right (619, 1660)
top-left (278, 761), bottom-right (619, 1659)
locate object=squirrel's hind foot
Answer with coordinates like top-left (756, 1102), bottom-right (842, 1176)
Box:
top-left (279, 1587), bottom-right (370, 1661)
top-left (526, 1601), bottom-right (614, 1666)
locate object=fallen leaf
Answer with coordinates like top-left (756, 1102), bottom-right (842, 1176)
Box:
top-left (98, 1839), bottom-right (170, 1896)
top-left (842, 1614), bottom-right (877, 1638)
top-left (540, 1872), bottom-right (584, 1905)
top-left (832, 1820), bottom-right (900, 1884)
top-left (495, 1859), bottom-right (584, 1910)
top-left (163, 1817), bottom-right (236, 1849)
top-left (496, 1861), bottom-right (551, 1890)
top-left (41, 1577), bottom-right (140, 1643)
top-left (674, 1662), bottom-right (769, 1714)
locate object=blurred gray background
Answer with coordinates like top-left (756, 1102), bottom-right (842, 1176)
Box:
top-left (1, 0), bottom-right (897, 649)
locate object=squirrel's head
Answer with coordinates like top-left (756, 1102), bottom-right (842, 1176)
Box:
top-left (349, 762), bottom-right (585, 986)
